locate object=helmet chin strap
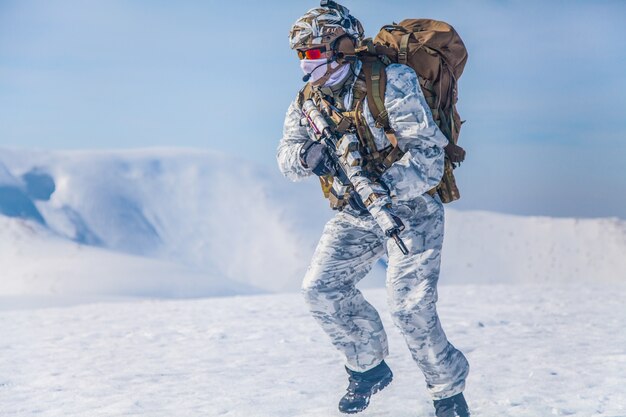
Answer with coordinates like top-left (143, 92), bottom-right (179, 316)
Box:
top-left (311, 34), bottom-right (358, 86)
top-left (310, 56), bottom-right (343, 87)
top-left (305, 35), bottom-right (355, 86)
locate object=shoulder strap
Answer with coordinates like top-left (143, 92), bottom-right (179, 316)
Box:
top-left (361, 58), bottom-right (401, 153)
top-left (361, 59), bottom-right (389, 130)
top-left (297, 83), bottom-right (314, 108)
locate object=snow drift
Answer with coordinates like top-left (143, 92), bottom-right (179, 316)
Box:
top-left (443, 210), bottom-right (626, 284)
top-left (0, 148), bottom-right (624, 298)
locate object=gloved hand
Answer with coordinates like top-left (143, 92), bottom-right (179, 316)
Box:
top-left (347, 190), bottom-right (369, 215)
top-left (299, 139), bottom-right (337, 177)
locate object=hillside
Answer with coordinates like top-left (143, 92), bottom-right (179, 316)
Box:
top-left (1, 148), bottom-right (625, 298)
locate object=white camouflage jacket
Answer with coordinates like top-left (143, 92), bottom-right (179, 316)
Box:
top-left (277, 63), bottom-right (449, 203)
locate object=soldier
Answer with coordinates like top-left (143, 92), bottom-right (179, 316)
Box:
top-left (277, 2), bottom-right (470, 416)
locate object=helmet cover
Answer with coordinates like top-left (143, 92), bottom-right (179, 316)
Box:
top-left (289, 5), bottom-right (364, 50)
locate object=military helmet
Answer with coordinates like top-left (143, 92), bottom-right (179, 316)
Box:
top-left (289, 2), bottom-right (364, 52)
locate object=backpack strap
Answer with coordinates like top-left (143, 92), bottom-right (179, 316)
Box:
top-left (297, 83), bottom-right (314, 108)
top-left (398, 33), bottom-right (411, 65)
top-left (361, 58), bottom-right (404, 167)
top-left (362, 59), bottom-right (389, 130)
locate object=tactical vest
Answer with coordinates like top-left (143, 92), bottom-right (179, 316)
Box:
top-left (298, 73), bottom-right (410, 210)
top-left (298, 66), bottom-right (446, 210)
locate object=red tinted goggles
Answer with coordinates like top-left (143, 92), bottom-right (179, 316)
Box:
top-left (297, 46), bottom-right (327, 60)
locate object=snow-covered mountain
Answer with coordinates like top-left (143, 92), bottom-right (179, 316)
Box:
top-left (0, 148), bottom-right (331, 296)
top-left (1, 148), bottom-right (625, 298)
top-left (443, 210), bottom-right (626, 284)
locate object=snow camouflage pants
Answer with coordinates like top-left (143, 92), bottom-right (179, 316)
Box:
top-left (302, 193), bottom-right (469, 400)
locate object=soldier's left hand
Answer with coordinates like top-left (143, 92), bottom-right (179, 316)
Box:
top-left (299, 140), bottom-right (337, 177)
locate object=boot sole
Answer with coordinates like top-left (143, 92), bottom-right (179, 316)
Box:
top-left (340, 373), bottom-right (393, 414)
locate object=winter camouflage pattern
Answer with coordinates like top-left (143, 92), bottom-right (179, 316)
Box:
top-left (277, 64), bottom-right (468, 400)
top-left (379, 64), bottom-right (449, 201)
top-left (302, 195), bottom-right (468, 399)
top-left (288, 6), bottom-right (364, 50)
top-left (278, 64), bottom-right (448, 199)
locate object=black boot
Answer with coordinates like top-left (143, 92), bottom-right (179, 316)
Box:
top-left (338, 360), bottom-right (393, 414)
top-left (433, 392), bottom-right (470, 417)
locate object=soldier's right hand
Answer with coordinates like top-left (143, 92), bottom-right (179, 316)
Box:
top-left (299, 140), bottom-right (337, 177)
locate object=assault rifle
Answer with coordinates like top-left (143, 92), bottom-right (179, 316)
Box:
top-left (301, 99), bottom-right (409, 255)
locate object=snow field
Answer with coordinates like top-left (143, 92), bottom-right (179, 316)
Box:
top-left (1, 284), bottom-right (625, 417)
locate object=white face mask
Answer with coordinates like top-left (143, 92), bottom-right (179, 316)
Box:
top-left (300, 58), bottom-right (350, 87)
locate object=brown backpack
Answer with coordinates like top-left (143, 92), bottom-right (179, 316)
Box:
top-left (356, 19), bottom-right (468, 203)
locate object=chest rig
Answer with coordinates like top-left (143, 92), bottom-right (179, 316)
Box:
top-left (298, 74), bottom-right (405, 210)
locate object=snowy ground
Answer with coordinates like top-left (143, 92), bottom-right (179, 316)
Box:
top-left (2, 284), bottom-right (625, 417)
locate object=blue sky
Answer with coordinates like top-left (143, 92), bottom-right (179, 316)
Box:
top-left (1, 0), bottom-right (625, 219)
